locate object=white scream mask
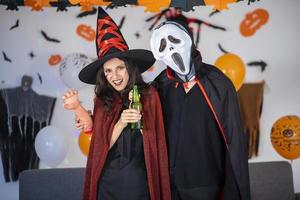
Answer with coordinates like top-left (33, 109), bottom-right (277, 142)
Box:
top-left (150, 22), bottom-right (193, 80)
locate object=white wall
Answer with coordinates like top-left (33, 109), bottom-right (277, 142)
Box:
top-left (0, 0), bottom-right (299, 199)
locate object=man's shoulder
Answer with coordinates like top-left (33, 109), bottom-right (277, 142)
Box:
top-left (151, 69), bottom-right (173, 89)
top-left (199, 62), bottom-right (235, 91)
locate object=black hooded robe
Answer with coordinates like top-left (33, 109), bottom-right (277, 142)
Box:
top-left (154, 52), bottom-right (250, 200)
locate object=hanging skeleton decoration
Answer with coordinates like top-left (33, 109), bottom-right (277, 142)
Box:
top-left (0, 75), bottom-right (56, 182)
top-left (150, 21), bottom-right (195, 82)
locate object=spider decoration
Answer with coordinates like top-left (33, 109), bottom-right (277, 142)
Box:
top-left (146, 8), bottom-right (226, 48)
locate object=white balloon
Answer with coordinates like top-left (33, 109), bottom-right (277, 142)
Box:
top-left (35, 126), bottom-right (69, 167)
top-left (59, 53), bottom-right (92, 89)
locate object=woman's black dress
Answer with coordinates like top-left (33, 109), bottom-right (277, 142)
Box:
top-left (97, 126), bottom-right (149, 200)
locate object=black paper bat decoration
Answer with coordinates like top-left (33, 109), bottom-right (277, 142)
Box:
top-left (105, 0), bottom-right (137, 8)
top-left (37, 72), bottom-right (43, 84)
top-left (134, 32), bottom-right (140, 39)
top-left (118, 16), bottom-right (126, 30)
top-left (218, 43), bottom-right (229, 54)
top-left (169, 0), bottom-right (203, 12)
top-left (77, 7), bottom-right (97, 18)
top-left (247, 60), bottom-right (267, 72)
top-left (50, 1), bottom-right (70, 12)
top-left (41, 30), bottom-right (61, 43)
top-left (29, 51), bottom-right (36, 59)
top-left (2, 51), bottom-right (12, 63)
top-left (9, 19), bottom-right (19, 30)
top-left (209, 10), bottom-right (220, 17)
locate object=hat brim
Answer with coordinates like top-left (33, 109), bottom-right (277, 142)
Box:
top-left (79, 49), bottom-right (155, 85)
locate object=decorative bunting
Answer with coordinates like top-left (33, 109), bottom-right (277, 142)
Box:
top-left (0, 0), bottom-right (261, 12)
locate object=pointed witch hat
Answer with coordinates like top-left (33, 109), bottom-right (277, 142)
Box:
top-left (79, 7), bottom-right (155, 85)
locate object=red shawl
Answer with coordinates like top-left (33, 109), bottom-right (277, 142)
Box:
top-left (82, 86), bottom-right (171, 200)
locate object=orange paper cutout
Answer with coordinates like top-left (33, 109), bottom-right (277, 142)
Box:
top-left (138, 0), bottom-right (171, 12)
top-left (76, 24), bottom-right (96, 42)
top-left (240, 8), bottom-right (269, 37)
top-left (204, 0), bottom-right (237, 11)
top-left (48, 54), bottom-right (62, 66)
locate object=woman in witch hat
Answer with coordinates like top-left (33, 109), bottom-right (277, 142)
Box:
top-left (62, 7), bottom-right (171, 200)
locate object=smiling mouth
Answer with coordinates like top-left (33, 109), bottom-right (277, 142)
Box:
top-left (171, 53), bottom-right (185, 73)
top-left (112, 79), bottom-right (123, 86)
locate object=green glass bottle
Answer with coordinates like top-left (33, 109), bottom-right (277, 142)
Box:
top-left (130, 85), bottom-right (143, 129)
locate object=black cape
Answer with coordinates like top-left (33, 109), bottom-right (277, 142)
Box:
top-left (154, 52), bottom-right (250, 200)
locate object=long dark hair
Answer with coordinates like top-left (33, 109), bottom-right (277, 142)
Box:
top-left (95, 57), bottom-right (149, 111)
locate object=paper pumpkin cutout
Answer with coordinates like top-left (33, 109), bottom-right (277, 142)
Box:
top-left (76, 24), bottom-right (96, 42)
top-left (48, 54), bottom-right (62, 66)
top-left (240, 8), bottom-right (269, 37)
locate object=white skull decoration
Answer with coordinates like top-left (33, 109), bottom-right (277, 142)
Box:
top-left (150, 22), bottom-right (193, 78)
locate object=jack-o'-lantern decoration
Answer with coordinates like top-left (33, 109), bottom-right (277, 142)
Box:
top-left (271, 115), bottom-right (300, 160)
top-left (78, 131), bottom-right (92, 156)
top-left (48, 54), bottom-right (62, 66)
top-left (240, 8), bottom-right (269, 37)
top-left (76, 24), bottom-right (96, 42)
top-left (214, 53), bottom-right (245, 91)
top-left (204, 0), bottom-right (237, 11)
top-left (138, 0), bottom-right (171, 12)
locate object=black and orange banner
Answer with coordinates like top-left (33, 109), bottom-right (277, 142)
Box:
top-left (0, 0), bottom-right (259, 12)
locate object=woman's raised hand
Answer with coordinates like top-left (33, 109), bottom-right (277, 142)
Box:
top-left (62, 89), bottom-right (80, 110)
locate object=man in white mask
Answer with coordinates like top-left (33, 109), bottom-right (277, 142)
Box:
top-left (150, 21), bottom-right (250, 200)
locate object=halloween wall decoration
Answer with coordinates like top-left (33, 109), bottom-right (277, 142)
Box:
top-left (138, 0), bottom-right (170, 12)
top-left (69, 0), bottom-right (109, 11)
top-left (29, 51), bottom-right (36, 59)
top-left (34, 126), bottom-right (68, 167)
top-left (204, 0), bottom-right (237, 11)
top-left (76, 6), bottom-right (97, 18)
top-left (1, 51), bottom-right (12, 63)
top-left (0, 0), bottom-right (261, 12)
top-left (271, 115), bottom-right (300, 160)
top-left (170, 0), bottom-right (203, 12)
top-left (147, 8), bottom-right (226, 48)
top-left (240, 8), bottom-right (269, 37)
top-left (78, 131), bottom-right (91, 156)
top-left (0, 75), bottom-right (56, 182)
top-left (118, 16), bottom-right (125, 29)
top-left (247, 60), bottom-right (267, 72)
top-left (48, 54), bottom-right (62, 66)
top-left (76, 24), bottom-right (96, 41)
top-left (214, 53), bottom-right (245, 90)
top-left (41, 30), bottom-right (61, 43)
top-left (9, 19), bottom-right (19, 30)
top-left (37, 72), bottom-right (43, 84)
top-left (238, 81), bottom-right (265, 158)
top-left (59, 53), bottom-right (92, 89)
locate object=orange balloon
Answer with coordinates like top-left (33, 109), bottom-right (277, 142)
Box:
top-left (214, 53), bottom-right (245, 91)
top-left (78, 132), bottom-right (92, 156)
top-left (271, 115), bottom-right (300, 160)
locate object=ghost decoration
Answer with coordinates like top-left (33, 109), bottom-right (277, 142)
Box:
top-left (59, 53), bottom-right (93, 89)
